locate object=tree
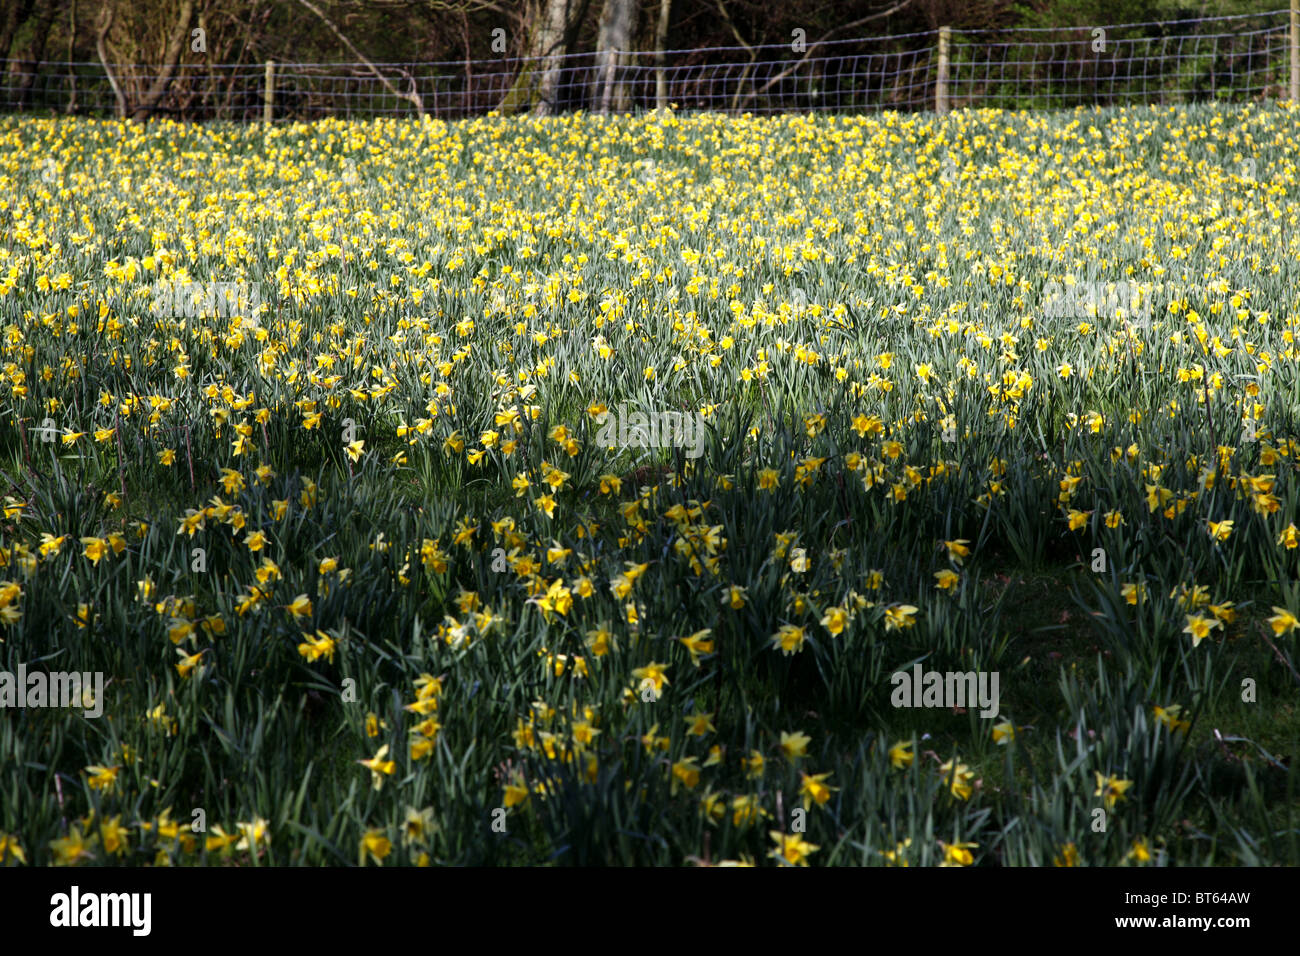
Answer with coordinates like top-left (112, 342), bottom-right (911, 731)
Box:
top-left (498, 0), bottom-right (592, 114)
top-left (5, 0), bottom-right (61, 111)
top-left (0, 2), bottom-right (40, 82)
top-left (130, 0), bottom-right (194, 120)
top-left (595, 0), bottom-right (637, 112)
top-left (94, 5), bottom-right (127, 117)
top-left (652, 0), bottom-right (670, 108)
top-left (94, 0), bottom-right (196, 120)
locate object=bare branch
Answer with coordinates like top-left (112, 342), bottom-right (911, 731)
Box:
top-left (294, 0), bottom-right (425, 117)
top-left (740, 0), bottom-right (916, 109)
top-left (713, 0), bottom-right (750, 52)
top-left (131, 0), bottom-right (195, 121)
top-left (712, 1), bottom-right (758, 111)
top-left (95, 4), bottom-right (128, 119)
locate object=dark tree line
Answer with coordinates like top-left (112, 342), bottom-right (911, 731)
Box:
top-left (0, 0), bottom-right (1280, 119)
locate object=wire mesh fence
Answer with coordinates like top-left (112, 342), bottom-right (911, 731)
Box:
top-left (0, 9), bottom-right (1293, 121)
top-left (947, 12), bottom-right (1293, 109)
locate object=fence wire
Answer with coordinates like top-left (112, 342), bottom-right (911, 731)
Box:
top-left (0, 9), bottom-right (1292, 120)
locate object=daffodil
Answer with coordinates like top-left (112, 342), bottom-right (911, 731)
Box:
top-left (359, 828), bottom-right (392, 865)
top-left (50, 825), bottom-right (97, 866)
top-left (286, 593), bottom-right (313, 619)
top-left (780, 730), bottom-right (811, 761)
top-left (0, 831), bottom-right (26, 865)
top-left (85, 765), bottom-right (120, 792)
top-left (934, 569), bottom-right (959, 591)
top-left (943, 539), bottom-right (971, 564)
top-left (1053, 842), bottom-right (1079, 867)
top-left (1095, 772), bottom-right (1133, 809)
top-left (1183, 613), bottom-right (1219, 647)
top-left (1268, 607), bottom-right (1298, 635)
top-left (1207, 518), bottom-right (1234, 541)
top-left (768, 830), bottom-right (819, 866)
top-left (939, 757), bottom-right (975, 800)
top-left (359, 744), bottom-right (397, 790)
top-left (799, 771), bottom-right (836, 808)
top-left (678, 628), bottom-right (714, 665)
top-left (402, 807), bottom-right (436, 846)
top-left (938, 840), bottom-right (978, 866)
top-left (884, 604), bottom-right (918, 632)
top-left (888, 740), bottom-right (914, 769)
top-left (503, 773), bottom-right (530, 809)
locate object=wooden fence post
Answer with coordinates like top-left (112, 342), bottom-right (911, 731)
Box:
top-left (264, 60), bottom-right (275, 123)
top-left (936, 26), bottom-right (950, 114)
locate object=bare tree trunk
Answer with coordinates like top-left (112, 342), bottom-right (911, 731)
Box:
top-left (95, 5), bottom-right (128, 119)
top-left (461, 9), bottom-right (472, 114)
top-left (534, 0), bottom-right (570, 113)
top-left (653, 0), bottom-right (671, 108)
top-left (129, 0), bottom-right (194, 120)
top-left (498, 0), bottom-right (585, 115)
top-left (596, 0), bottom-right (636, 113)
top-left (65, 0), bottom-right (77, 114)
top-left (194, 4), bottom-right (210, 120)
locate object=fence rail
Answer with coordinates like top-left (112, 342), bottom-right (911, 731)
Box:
top-left (0, 9), bottom-right (1294, 121)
